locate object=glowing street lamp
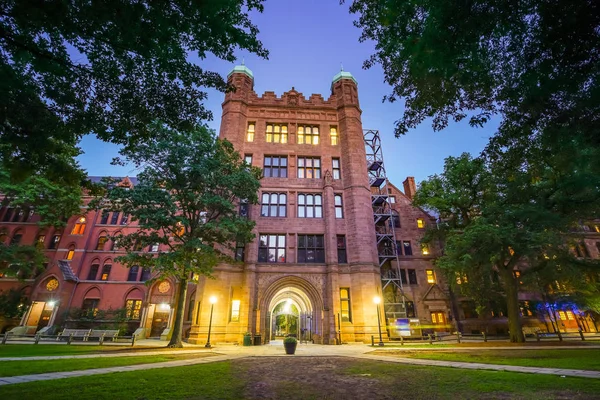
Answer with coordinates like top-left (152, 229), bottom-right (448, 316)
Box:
top-left (374, 296), bottom-right (384, 346)
top-left (205, 296), bottom-right (217, 348)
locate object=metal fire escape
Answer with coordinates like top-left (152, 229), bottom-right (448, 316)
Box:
top-left (364, 129), bottom-right (407, 334)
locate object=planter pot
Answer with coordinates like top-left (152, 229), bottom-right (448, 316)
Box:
top-left (284, 342), bottom-right (297, 354)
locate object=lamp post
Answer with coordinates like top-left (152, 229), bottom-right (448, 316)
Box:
top-left (374, 296), bottom-right (384, 346)
top-left (205, 296), bottom-right (217, 348)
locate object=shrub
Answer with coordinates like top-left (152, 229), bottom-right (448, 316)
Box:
top-left (283, 336), bottom-right (297, 344)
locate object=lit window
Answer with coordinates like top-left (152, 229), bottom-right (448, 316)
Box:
top-left (558, 311), bottom-right (567, 320)
top-left (340, 288), bottom-right (351, 322)
top-left (297, 125), bottom-right (319, 145)
top-left (258, 234), bottom-right (286, 263)
top-left (231, 300), bottom-right (241, 322)
top-left (100, 264), bottom-right (112, 281)
top-left (261, 193), bottom-right (287, 217)
top-left (334, 195), bottom-right (344, 218)
top-left (421, 244), bottom-right (430, 255)
top-left (71, 216), bottom-right (87, 235)
top-left (125, 299), bottom-right (142, 319)
top-left (426, 269), bottom-right (435, 284)
top-left (332, 158), bottom-right (341, 179)
top-left (416, 218), bottom-right (424, 229)
top-left (431, 312), bottom-right (445, 324)
top-left (297, 234), bottom-right (325, 263)
top-left (565, 310), bottom-right (575, 320)
top-left (330, 127), bottom-right (339, 145)
top-left (297, 157), bottom-right (321, 179)
top-left (263, 156), bottom-right (288, 178)
top-left (35, 234), bottom-right (46, 248)
top-left (266, 124), bottom-right (288, 143)
top-left (66, 247), bottom-right (75, 260)
top-left (96, 235), bottom-right (108, 250)
top-left (82, 299), bottom-right (99, 317)
top-left (247, 123), bottom-right (255, 142)
top-left (298, 194), bottom-right (322, 218)
top-left (455, 273), bottom-right (468, 285)
top-left (175, 222), bottom-right (185, 237)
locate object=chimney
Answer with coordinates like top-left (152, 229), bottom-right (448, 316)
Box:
top-left (403, 177), bottom-right (417, 200)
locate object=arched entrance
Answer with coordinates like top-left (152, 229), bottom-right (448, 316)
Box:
top-left (259, 276), bottom-right (324, 344)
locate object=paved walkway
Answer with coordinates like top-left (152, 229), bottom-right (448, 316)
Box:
top-left (1, 341), bottom-right (599, 386)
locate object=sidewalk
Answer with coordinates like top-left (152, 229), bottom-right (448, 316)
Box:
top-left (1, 341), bottom-right (599, 386)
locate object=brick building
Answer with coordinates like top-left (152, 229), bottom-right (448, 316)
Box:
top-left (1, 66), bottom-right (597, 341)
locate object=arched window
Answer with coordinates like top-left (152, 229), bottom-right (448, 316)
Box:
top-left (0, 230), bottom-right (8, 244)
top-left (35, 231), bottom-right (46, 248)
top-left (66, 245), bottom-right (76, 260)
top-left (71, 216), bottom-right (87, 235)
top-left (10, 229), bottom-right (23, 245)
top-left (127, 265), bottom-right (140, 281)
top-left (96, 233), bottom-right (108, 250)
top-left (100, 262), bottom-right (112, 281)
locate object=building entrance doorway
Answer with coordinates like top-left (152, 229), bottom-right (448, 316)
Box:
top-left (264, 282), bottom-right (318, 343)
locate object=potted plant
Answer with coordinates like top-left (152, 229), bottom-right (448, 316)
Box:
top-left (283, 336), bottom-right (297, 354)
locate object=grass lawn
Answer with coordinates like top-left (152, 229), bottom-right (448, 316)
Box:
top-left (0, 358), bottom-right (598, 400)
top-left (0, 353), bottom-right (212, 377)
top-left (378, 349), bottom-right (600, 371)
top-left (0, 344), bottom-right (181, 358)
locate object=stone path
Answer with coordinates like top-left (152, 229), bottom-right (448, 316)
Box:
top-left (1, 342), bottom-right (599, 386)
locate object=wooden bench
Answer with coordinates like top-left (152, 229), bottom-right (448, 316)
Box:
top-left (89, 329), bottom-right (119, 344)
top-left (57, 329), bottom-right (91, 342)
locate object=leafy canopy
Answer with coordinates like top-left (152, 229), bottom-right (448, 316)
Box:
top-left (0, 0), bottom-right (268, 179)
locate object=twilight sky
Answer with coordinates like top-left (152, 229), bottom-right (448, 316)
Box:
top-left (77, 0), bottom-right (499, 187)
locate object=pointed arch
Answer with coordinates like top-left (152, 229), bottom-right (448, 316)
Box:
top-left (95, 230), bottom-right (109, 251)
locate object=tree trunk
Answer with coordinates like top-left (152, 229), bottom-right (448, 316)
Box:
top-left (167, 277), bottom-right (188, 348)
top-left (499, 267), bottom-right (524, 343)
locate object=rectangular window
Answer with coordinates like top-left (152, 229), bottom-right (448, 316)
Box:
top-left (417, 218), bottom-right (425, 228)
top-left (81, 299), bottom-right (99, 317)
top-left (332, 158), bottom-right (341, 179)
top-left (263, 156), bottom-right (288, 178)
top-left (431, 312), bottom-right (445, 324)
top-left (66, 249), bottom-right (75, 260)
top-left (96, 236), bottom-right (108, 250)
top-left (100, 264), bottom-right (111, 281)
top-left (261, 193), bottom-right (287, 217)
top-left (244, 154), bottom-right (252, 166)
top-left (258, 234), bottom-right (286, 263)
top-left (12, 209), bottom-right (23, 222)
top-left (389, 196), bottom-right (396, 203)
top-left (297, 125), bottom-right (319, 145)
top-left (100, 211), bottom-right (109, 224)
top-left (48, 234), bottom-right (61, 249)
top-left (239, 199), bottom-right (249, 218)
top-left (35, 235), bottom-right (46, 249)
top-left (247, 123), bottom-right (255, 142)
top-left (297, 157), bottom-right (321, 179)
top-left (391, 212), bottom-right (400, 228)
top-left (337, 235), bottom-right (347, 263)
top-left (421, 244), bottom-right (430, 255)
top-left (230, 300), bottom-right (241, 322)
top-left (334, 195), bottom-right (344, 218)
top-left (298, 194), bottom-right (322, 218)
top-left (125, 299), bottom-right (142, 320)
top-left (2, 208), bottom-right (13, 222)
top-left (87, 264), bottom-right (99, 280)
top-left (120, 214), bottom-right (129, 225)
top-left (403, 241), bottom-right (413, 256)
top-left (140, 268), bottom-right (152, 281)
top-left (235, 243), bottom-right (245, 261)
top-left (399, 269), bottom-right (407, 285)
top-left (396, 241), bottom-right (403, 256)
top-left (456, 272), bottom-right (468, 285)
top-left (127, 266), bottom-right (139, 281)
top-left (110, 212), bottom-right (120, 225)
top-left (297, 234), bottom-right (325, 263)
top-left (408, 269), bottom-right (417, 285)
top-left (330, 126), bottom-right (339, 145)
top-left (149, 243), bottom-right (159, 252)
top-left (406, 301), bottom-right (416, 318)
top-left (340, 288), bottom-right (351, 322)
top-left (426, 269), bottom-right (436, 284)
top-left (266, 123), bottom-right (288, 143)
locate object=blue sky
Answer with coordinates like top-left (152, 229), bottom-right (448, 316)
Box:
top-left (77, 0), bottom-right (498, 186)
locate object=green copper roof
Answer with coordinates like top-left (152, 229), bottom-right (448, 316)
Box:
top-left (332, 70), bottom-right (357, 85)
top-left (227, 65), bottom-right (254, 80)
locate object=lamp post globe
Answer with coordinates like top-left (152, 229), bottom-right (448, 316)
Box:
top-left (374, 296), bottom-right (384, 346)
top-left (205, 296), bottom-right (217, 348)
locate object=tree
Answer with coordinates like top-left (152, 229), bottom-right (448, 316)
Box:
top-left (415, 153), bottom-right (600, 342)
top-left (1, 0), bottom-right (268, 180)
top-left (348, 0), bottom-right (599, 152)
top-left (0, 288), bottom-right (30, 319)
top-left (96, 123), bottom-right (261, 348)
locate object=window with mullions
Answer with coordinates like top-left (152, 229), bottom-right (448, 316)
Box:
top-left (297, 125), bottom-right (319, 145)
top-left (330, 127), bottom-right (339, 145)
top-left (332, 158), bottom-right (341, 179)
top-left (297, 234), bottom-right (325, 263)
top-left (140, 267), bottom-right (152, 281)
top-left (258, 234), bottom-right (286, 263)
top-left (408, 269), bottom-right (417, 285)
top-left (297, 157), bottom-right (321, 179)
top-left (263, 156), bottom-right (288, 178)
top-left (235, 243), bottom-right (245, 261)
top-left (87, 264), bottom-right (99, 280)
top-left (100, 211), bottom-right (109, 224)
top-left (266, 124), bottom-right (288, 143)
top-left (125, 299), bottom-right (142, 319)
top-left (337, 235), bottom-right (347, 263)
top-left (247, 123), bottom-right (255, 142)
top-left (334, 195), bottom-right (344, 218)
top-left (340, 288), bottom-right (351, 322)
top-left (261, 193), bottom-right (287, 217)
top-left (297, 194), bottom-right (322, 218)
top-left (100, 264), bottom-right (111, 281)
top-left (127, 266), bottom-right (140, 281)
top-left (403, 241), bottom-right (413, 256)
top-left (110, 212), bottom-right (120, 225)
top-left (239, 199), bottom-right (249, 218)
